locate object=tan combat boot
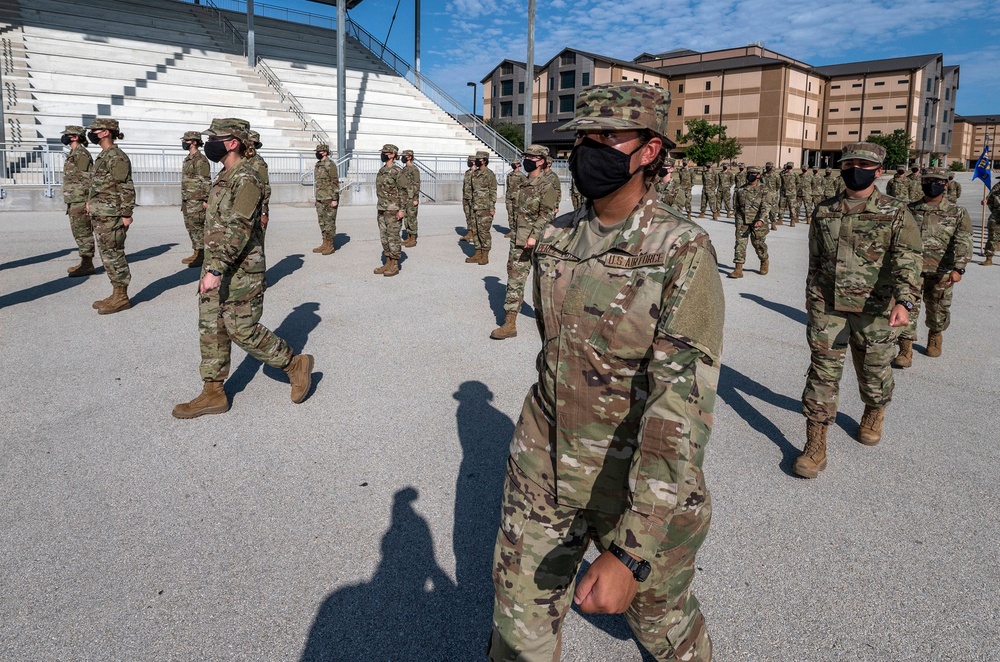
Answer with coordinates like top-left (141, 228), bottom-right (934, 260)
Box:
top-left (373, 253), bottom-right (390, 274)
top-left (793, 420), bottom-right (828, 479)
top-left (67, 255), bottom-right (95, 277)
top-left (320, 238), bottom-right (335, 255)
top-left (187, 249), bottom-right (204, 268)
top-left (383, 257), bottom-right (399, 277)
top-left (284, 354), bottom-right (314, 403)
top-left (465, 249), bottom-right (481, 264)
top-left (490, 311), bottom-right (518, 340)
top-left (402, 234), bottom-right (417, 248)
top-left (727, 264), bottom-right (744, 279)
top-left (478, 249), bottom-right (490, 266)
top-left (503, 231), bottom-right (512, 238)
top-left (926, 332), bottom-right (943, 357)
top-left (97, 285), bottom-right (131, 315)
top-left (92, 288), bottom-right (115, 310)
top-left (982, 256), bottom-right (994, 266)
top-left (892, 339), bottom-right (913, 368)
top-left (461, 231), bottom-right (474, 242)
top-left (759, 259), bottom-right (769, 276)
top-left (181, 249), bottom-right (200, 264)
top-left (313, 236), bottom-right (328, 253)
top-left (857, 405), bottom-right (884, 446)
top-left (172, 381), bottom-right (229, 419)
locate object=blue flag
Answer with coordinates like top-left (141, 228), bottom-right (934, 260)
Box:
top-left (972, 145), bottom-right (992, 190)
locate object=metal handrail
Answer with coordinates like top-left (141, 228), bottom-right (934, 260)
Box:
top-left (198, 0), bottom-right (247, 54)
top-left (255, 57), bottom-right (330, 145)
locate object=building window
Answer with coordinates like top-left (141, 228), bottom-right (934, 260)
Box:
top-left (848, 130), bottom-right (859, 135)
top-left (517, 103), bottom-right (524, 116)
top-left (922, 127), bottom-right (927, 142)
top-left (561, 52), bottom-right (576, 65)
top-left (622, 76), bottom-right (628, 81)
top-left (500, 101), bottom-right (513, 117)
top-left (676, 129), bottom-right (682, 139)
top-left (806, 105), bottom-right (810, 115)
top-left (872, 105), bottom-right (883, 110)
top-left (896, 104), bottom-right (907, 109)
top-left (492, 85), bottom-right (496, 98)
top-left (850, 106), bottom-right (860, 112)
top-left (897, 79), bottom-right (908, 84)
top-left (501, 62), bottom-right (514, 75)
top-left (831, 84), bottom-right (841, 89)
top-left (518, 81), bottom-right (524, 94)
top-left (830, 108), bottom-right (839, 113)
top-left (559, 94), bottom-right (574, 113)
top-left (945, 88), bottom-right (950, 100)
top-left (924, 101), bottom-right (930, 116)
top-left (704, 104), bottom-right (710, 114)
top-left (581, 72), bottom-right (590, 86)
top-left (677, 106), bottom-right (682, 116)
top-left (678, 83), bottom-right (684, 93)
top-left (870, 130), bottom-right (882, 135)
top-left (560, 70), bottom-right (575, 90)
top-left (828, 131), bottom-right (837, 135)
top-left (805, 130), bottom-right (809, 139)
top-left (807, 81), bottom-right (812, 91)
top-left (874, 81), bottom-right (885, 86)
top-left (548, 100), bottom-right (553, 114)
top-left (927, 79), bottom-right (932, 92)
top-left (492, 106), bottom-right (497, 118)
top-left (943, 110), bottom-right (949, 122)
top-left (501, 80), bottom-right (513, 96)
top-left (549, 77), bottom-right (554, 90)
top-left (705, 81), bottom-right (711, 91)
top-left (942, 132), bottom-right (947, 144)
top-left (852, 83), bottom-right (862, 88)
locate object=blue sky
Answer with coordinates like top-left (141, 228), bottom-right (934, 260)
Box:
top-left (280, 0), bottom-right (996, 115)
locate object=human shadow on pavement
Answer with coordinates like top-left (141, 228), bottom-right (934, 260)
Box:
top-left (454, 225), bottom-right (468, 238)
top-left (333, 233), bottom-right (351, 251)
top-left (0, 242), bottom-right (174, 309)
top-left (483, 276), bottom-right (533, 326)
top-left (0, 247), bottom-right (76, 271)
top-left (300, 487), bottom-right (459, 661)
top-left (493, 223), bottom-right (510, 235)
top-left (739, 292), bottom-right (807, 325)
top-left (265, 253), bottom-right (305, 288)
top-left (459, 240), bottom-right (477, 259)
top-left (226, 302), bottom-right (322, 399)
top-left (130, 265), bottom-right (200, 306)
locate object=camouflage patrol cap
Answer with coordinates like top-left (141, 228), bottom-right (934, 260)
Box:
top-left (911, 166), bottom-right (920, 172)
top-left (545, 155), bottom-right (553, 165)
top-left (738, 162), bottom-right (745, 167)
top-left (203, 118), bottom-right (250, 141)
top-left (381, 144), bottom-right (398, 154)
top-left (554, 82), bottom-right (670, 138)
top-left (402, 149), bottom-right (414, 157)
top-left (523, 144), bottom-right (549, 158)
top-left (182, 131), bottom-right (202, 142)
top-left (475, 150), bottom-right (490, 159)
top-left (316, 143), bottom-right (330, 153)
top-left (896, 167), bottom-right (906, 174)
top-left (87, 118), bottom-right (120, 132)
top-left (663, 157), bottom-right (675, 167)
top-left (840, 142), bottom-right (885, 164)
top-left (765, 161), bottom-right (774, 168)
top-left (784, 162), bottom-right (793, 168)
top-left (746, 166), bottom-right (761, 175)
top-left (62, 125), bottom-right (86, 137)
top-left (248, 130), bottom-right (262, 148)
top-left (921, 167), bottom-right (949, 180)
top-left (825, 167), bottom-right (832, 174)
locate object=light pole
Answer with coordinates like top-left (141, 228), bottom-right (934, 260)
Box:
top-left (467, 82), bottom-right (477, 120)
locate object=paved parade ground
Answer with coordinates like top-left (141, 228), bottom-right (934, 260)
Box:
top-left (1, 181), bottom-right (998, 660)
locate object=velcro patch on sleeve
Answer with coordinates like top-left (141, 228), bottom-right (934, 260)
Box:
top-left (233, 179), bottom-right (262, 219)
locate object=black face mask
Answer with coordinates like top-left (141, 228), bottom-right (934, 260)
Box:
top-left (841, 167), bottom-right (878, 191)
top-left (87, 131), bottom-right (101, 144)
top-left (316, 152), bottom-right (324, 160)
top-left (522, 158), bottom-right (538, 173)
top-left (182, 141), bottom-right (193, 151)
top-left (467, 161), bottom-right (474, 168)
top-left (475, 159), bottom-right (484, 167)
top-left (922, 180), bottom-right (947, 198)
top-left (747, 173), bottom-right (759, 183)
top-left (381, 153), bottom-right (390, 163)
top-left (204, 140), bottom-right (230, 163)
top-left (568, 137), bottom-right (645, 201)
top-left (658, 167), bottom-right (670, 177)
top-left (61, 135), bottom-right (73, 146)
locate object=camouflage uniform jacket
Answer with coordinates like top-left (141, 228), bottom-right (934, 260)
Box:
top-left (544, 170), bottom-right (562, 204)
top-left (779, 169), bottom-right (798, 196)
top-left (515, 186), bottom-right (725, 557)
top-left (945, 179), bottom-right (961, 203)
top-left (470, 167), bottom-right (498, 212)
top-left (719, 169), bottom-right (734, 193)
top-left (87, 146), bottom-right (135, 217)
top-left (761, 170), bottom-right (780, 194)
top-left (988, 182), bottom-right (1000, 217)
top-left (181, 151), bottom-right (211, 202)
top-left (906, 174), bottom-right (922, 202)
top-left (204, 157), bottom-right (266, 276)
top-left (733, 170), bottom-right (747, 189)
top-left (462, 169), bottom-right (474, 207)
top-left (677, 166), bottom-right (694, 190)
top-left (375, 163), bottom-right (406, 211)
top-left (247, 154), bottom-right (271, 217)
top-left (822, 174), bottom-right (841, 199)
top-left (655, 179), bottom-right (679, 207)
top-left (701, 169), bottom-right (720, 194)
top-left (735, 184), bottom-right (770, 224)
top-left (797, 172), bottom-right (814, 197)
top-left (907, 198), bottom-right (973, 274)
top-left (885, 175), bottom-right (908, 199)
top-left (400, 163), bottom-right (421, 204)
top-left (506, 170), bottom-right (527, 203)
top-left (314, 158), bottom-right (340, 202)
top-left (63, 144), bottom-right (93, 205)
top-left (514, 175), bottom-right (560, 248)
top-left (808, 187), bottom-right (922, 314)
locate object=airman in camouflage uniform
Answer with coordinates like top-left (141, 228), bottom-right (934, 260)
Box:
top-left (761, 162), bottom-right (781, 230)
top-left (490, 82), bottom-right (723, 662)
top-left (490, 145), bottom-right (559, 340)
top-left (61, 125), bottom-right (95, 277)
top-left (461, 155), bottom-right (476, 242)
top-left (677, 160), bottom-right (694, 218)
top-left (730, 166), bottom-right (771, 278)
top-left (312, 143), bottom-right (340, 255)
top-left (980, 181), bottom-right (1000, 265)
top-left (698, 164), bottom-right (719, 219)
top-left (821, 166), bottom-right (842, 200)
top-left (180, 130), bottom-right (211, 268)
top-left (885, 167), bottom-right (908, 199)
top-left (779, 162), bottom-right (799, 226)
top-left (86, 118), bottom-right (135, 315)
top-left (718, 163), bottom-right (734, 216)
top-left (468, 150), bottom-right (497, 265)
top-left (892, 167), bottom-right (972, 367)
top-left (906, 166), bottom-right (922, 202)
top-left (654, 157), bottom-right (679, 207)
top-left (505, 160), bottom-right (527, 237)
top-left (570, 176), bottom-right (586, 211)
top-left (795, 142), bottom-right (922, 479)
top-left (374, 144), bottom-right (407, 277)
top-left (733, 163), bottom-right (747, 189)
top-left (797, 165), bottom-right (813, 223)
top-left (399, 149), bottom-right (421, 247)
top-left (172, 118), bottom-right (314, 419)
top-left (945, 173), bottom-right (961, 203)
top-left (543, 155), bottom-right (562, 205)
top-left (246, 131), bottom-right (271, 231)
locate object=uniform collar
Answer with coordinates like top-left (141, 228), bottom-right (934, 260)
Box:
top-left (555, 186), bottom-right (659, 258)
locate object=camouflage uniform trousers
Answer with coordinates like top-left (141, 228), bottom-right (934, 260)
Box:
top-left (315, 200), bottom-right (338, 239)
top-left (403, 203), bottom-right (418, 237)
top-left (505, 200), bottom-right (516, 235)
top-left (985, 214), bottom-right (1000, 257)
top-left (198, 269), bottom-right (293, 382)
top-left (489, 466), bottom-right (712, 662)
top-left (900, 273), bottom-right (954, 341)
top-left (733, 219), bottom-right (768, 265)
top-left (698, 188), bottom-right (717, 215)
top-left (680, 189), bottom-right (692, 215)
top-left (377, 210), bottom-right (402, 260)
top-left (720, 187), bottom-right (732, 214)
top-left (182, 199), bottom-right (207, 251)
top-left (798, 195), bottom-right (813, 223)
top-left (67, 202), bottom-right (95, 257)
top-left (473, 211), bottom-right (493, 252)
top-left (92, 214), bottom-right (131, 286)
top-left (503, 243), bottom-right (532, 314)
top-left (767, 191), bottom-right (780, 225)
top-left (802, 298), bottom-right (901, 423)
top-left (779, 193), bottom-right (798, 223)
top-left (464, 201), bottom-right (475, 234)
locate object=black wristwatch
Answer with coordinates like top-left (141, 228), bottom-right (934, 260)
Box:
top-left (207, 269), bottom-right (222, 277)
top-left (953, 267), bottom-right (966, 275)
top-left (608, 543), bottom-right (651, 583)
top-left (898, 300), bottom-right (914, 312)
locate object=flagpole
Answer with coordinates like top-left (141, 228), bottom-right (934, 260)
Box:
top-left (982, 183), bottom-right (988, 254)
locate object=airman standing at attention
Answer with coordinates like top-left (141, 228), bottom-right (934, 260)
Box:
top-left (906, 166), bottom-right (923, 202)
top-left (467, 150), bottom-right (497, 265)
top-left (892, 167), bottom-right (972, 367)
top-left (761, 161), bottom-right (781, 230)
top-left (677, 159), bottom-right (694, 219)
top-left (718, 163), bottom-right (734, 216)
top-left (490, 144), bottom-right (559, 341)
top-left (505, 160), bottom-right (527, 237)
top-left (886, 167), bottom-right (908, 198)
top-left (797, 164), bottom-right (813, 223)
top-left (180, 130), bottom-right (211, 268)
top-left (61, 125), bottom-right (95, 277)
top-left (730, 165), bottom-right (771, 278)
top-left (654, 157), bottom-right (679, 207)
top-left (543, 155), bottom-right (562, 205)
top-left (795, 142), bottom-right (922, 479)
top-left (400, 149), bottom-right (421, 247)
top-left (945, 173), bottom-right (961, 203)
top-left (779, 162), bottom-right (799, 226)
top-left (698, 163), bottom-right (719, 219)
top-left (374, 144), bottom-right (407, 277)
top-left (981, 181), bottom-right (1000, 265)
top-left (733, 162), bottom-right (747, 188)
top-left (246, 130), bottom-right (271, 231)
top-left (312, 143), bottom-right (340, 255)
top-left (462, 155), bottom-right (476, 242)
top-left (172, 118), bottom-right (314, 419)
top-left (821, 166), bottom-right (840, 200)
top-left (86, 118), bottom-right (135, 315)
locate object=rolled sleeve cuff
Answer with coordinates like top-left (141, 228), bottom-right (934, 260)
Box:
top-left (613, 509), bottom-right (666, 561)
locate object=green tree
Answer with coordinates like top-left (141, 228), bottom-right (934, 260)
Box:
top-left (678, 119), bottom-right (742, 166)
top-left (486, 120), bottom-right (524, 151)
top-left (864, 129), bottom-right (912, 168)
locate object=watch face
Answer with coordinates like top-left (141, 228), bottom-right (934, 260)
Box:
top-left (635, 562), bottom-right (651, 582)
